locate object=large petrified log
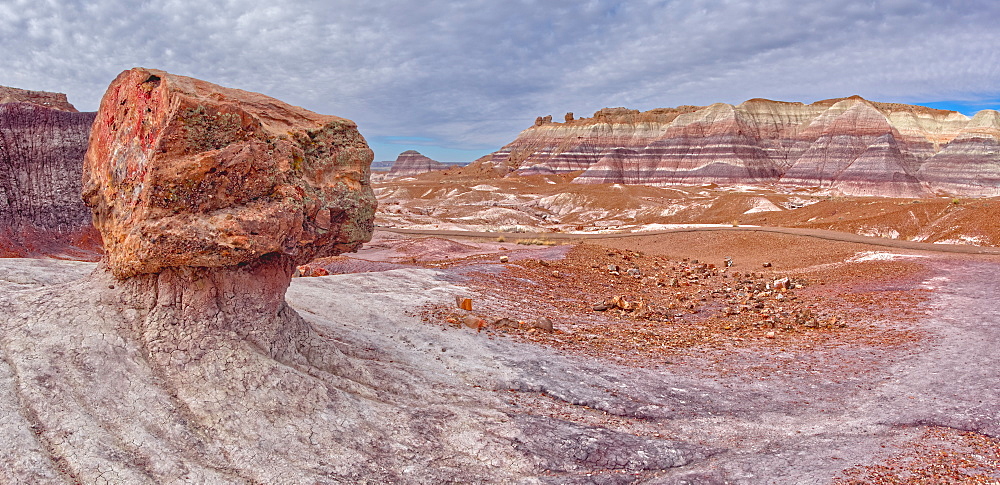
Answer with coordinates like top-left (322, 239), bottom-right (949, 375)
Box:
top-left (81, 66), bottom-right (378, 369)
top-left (83, 68), bottom-right (375, 279)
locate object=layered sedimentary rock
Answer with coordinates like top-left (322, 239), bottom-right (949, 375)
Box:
top-left (387, 149), bottom-right (450, 177)
top-left (482, 96), bottom-right (1000, 197)
top-left (777, 100), bottom-right (930, 197)
top-left (83, 67), bottom-right (376, 278)
top-left (917, 110), bottom-right (1000, 196)
top-left (0, 85), bottom-right (79, 112)
top-left (0, 86), bottom-right (97, 256)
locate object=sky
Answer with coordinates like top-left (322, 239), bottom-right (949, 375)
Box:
top-left (3, 0), bottom-right (1000, 163)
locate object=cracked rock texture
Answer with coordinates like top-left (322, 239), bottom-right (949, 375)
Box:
top-left (0, 262), bottom-right (710, 483)
top-left (82, 67), bottom-right (376, 279)
top-left (4, 255), bottom-right (999, 483)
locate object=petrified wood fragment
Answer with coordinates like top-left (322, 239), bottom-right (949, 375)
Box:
top-left (83, 67), bottom-right (376, 279)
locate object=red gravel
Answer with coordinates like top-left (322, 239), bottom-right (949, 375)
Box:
top-left (835, 426), bottom-right (1000, 484)
top-left (420, 243), bottom-right (929, 370)
top-left (407, 231), bottom-right (999, 482)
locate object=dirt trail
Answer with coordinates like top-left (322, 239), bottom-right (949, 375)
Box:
top-left (864, 260), bottom-right (1000, 436)
top-left (378, 225), bottom-right (1000, 255)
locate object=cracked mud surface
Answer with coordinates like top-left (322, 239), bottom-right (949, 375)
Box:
top-left (1, 231), bottom-right (999, 483)
top-left (409, 231), bottom-right (1000, 483)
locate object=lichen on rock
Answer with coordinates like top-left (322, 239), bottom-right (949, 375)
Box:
top-left (82, 67), bottom-right (376, 279)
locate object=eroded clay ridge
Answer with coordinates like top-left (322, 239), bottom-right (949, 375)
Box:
top-left (0, 86), bottom-right (96, 256)
top-left (387, 149), bottom-right (450, 177)
top-left (481, 96), bottom-right (1000, 197)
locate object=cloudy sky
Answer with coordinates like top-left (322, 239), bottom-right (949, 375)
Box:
top-left (3, 0), bottom-right (999, 162)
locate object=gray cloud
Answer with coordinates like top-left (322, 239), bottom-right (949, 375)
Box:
top-left (2, 0), bottom-right (999, 162)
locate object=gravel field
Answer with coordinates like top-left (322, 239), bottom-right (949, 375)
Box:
top-left (3, 229), bottom-right (999, 483)
top-left (398, 230), bottom-right (1000, 483)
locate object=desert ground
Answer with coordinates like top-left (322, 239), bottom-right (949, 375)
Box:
top-left (298, 226), bottom-right (1000, 482)
top-left (5, 11), bottom-right (1000, 480)
top-left (5, 166), bottom-right (1000, 482)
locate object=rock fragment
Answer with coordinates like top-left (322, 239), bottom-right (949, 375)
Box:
top-left (493, 317), bottom-right (519, 328)
top-left (456, 296), bottom-right (474, 311)
top-left (463, 315), bottom-right (486, 330)
top-left (82, 67), bottom-right (376, 279)
top-left (528, 317), bottom-right (554, 332)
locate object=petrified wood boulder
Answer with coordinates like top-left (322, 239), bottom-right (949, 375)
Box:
top-left (83, 67), bottom-right (376, 279)
top-left (82, 67), bottom-right (377, 371)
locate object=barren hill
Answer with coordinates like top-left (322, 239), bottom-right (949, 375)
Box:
top-left (479, 96), bottom-right (1000, 197)
top-left (0, 86), bottom-right (98, 258)
top-left (387, 149), bottom-right (451, 177)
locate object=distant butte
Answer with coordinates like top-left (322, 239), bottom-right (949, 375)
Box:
top-left (0, 85), bottom-right (80, 112)
top-left (387, 149), bottom-right (451, 177)
top-left (479, 96), bottom-right (1000, 197)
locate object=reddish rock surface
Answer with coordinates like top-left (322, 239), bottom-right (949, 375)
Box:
top-left (0, 87), bottom-right (98, 258)
top-left (82, 67), bottom-right (376, 279)
top-left (387, 149), bottom-right (450, 177)
top-left (480, 96), bottom-right (1000, 197)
